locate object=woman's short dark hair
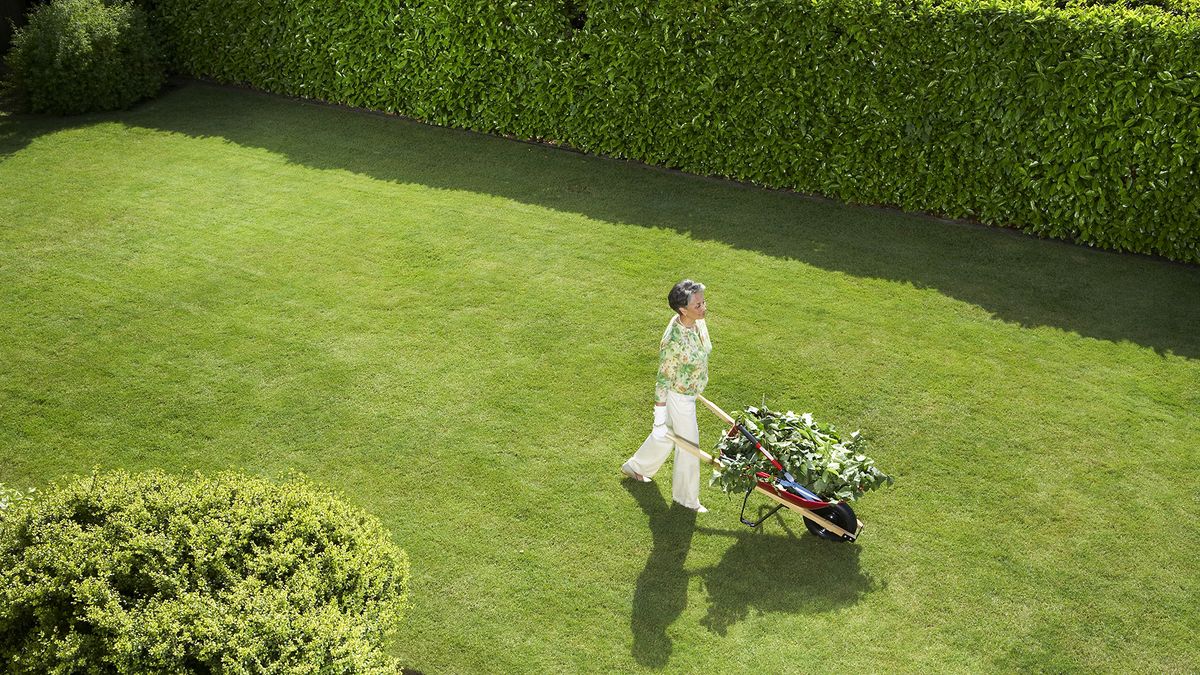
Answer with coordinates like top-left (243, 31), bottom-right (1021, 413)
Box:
top-left (668, 279), bottom-right (705, 314)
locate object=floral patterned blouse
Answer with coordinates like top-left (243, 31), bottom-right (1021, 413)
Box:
top-left (655, 316), bottom-right (712, 404)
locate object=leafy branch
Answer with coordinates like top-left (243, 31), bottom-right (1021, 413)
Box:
top-left (711, 406), bottom-right (894, 502)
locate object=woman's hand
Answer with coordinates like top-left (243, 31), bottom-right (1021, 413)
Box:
top-left (651, 405), bottom-right (668, 441)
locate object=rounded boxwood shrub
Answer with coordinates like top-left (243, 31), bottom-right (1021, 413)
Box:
top-left (4, 0), bottom-right (164, 114)
top-left (0, 470), bottom-right (410, 673)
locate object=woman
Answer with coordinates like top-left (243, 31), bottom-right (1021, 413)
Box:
top-left (621, 279), bottom-right (711, 513)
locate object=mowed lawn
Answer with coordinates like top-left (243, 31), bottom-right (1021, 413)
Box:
top-left (1, 82), bottom-right (1198, 673)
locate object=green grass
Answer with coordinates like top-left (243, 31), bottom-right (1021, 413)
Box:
top-left (2, 81), bottom-right (1198, 673)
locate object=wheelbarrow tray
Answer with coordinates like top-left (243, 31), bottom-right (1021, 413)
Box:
top-left (665, 394), bottom-right (865, 542)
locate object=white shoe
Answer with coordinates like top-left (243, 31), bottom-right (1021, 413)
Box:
top-left (691, 504), bottom-right (708, 514)
top-left (621, 462), bottom-right (651, 483)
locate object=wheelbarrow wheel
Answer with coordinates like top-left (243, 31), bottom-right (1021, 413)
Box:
top-left (803, 502), bottom-right (857, 542)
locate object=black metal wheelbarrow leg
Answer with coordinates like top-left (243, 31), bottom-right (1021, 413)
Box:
top-left (738, 487), bottom-right (785, 528)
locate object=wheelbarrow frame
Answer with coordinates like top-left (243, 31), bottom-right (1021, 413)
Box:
top-left (665, 394), bottom-right (865, 542)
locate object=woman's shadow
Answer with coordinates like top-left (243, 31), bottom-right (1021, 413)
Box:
top-left (626, 480), bottom-right (697, 669)
top-left (625, 482), bottom-right (874, 668)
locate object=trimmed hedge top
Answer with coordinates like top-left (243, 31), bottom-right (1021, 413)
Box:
top-left (151, 0), bottom-right (1199, 262)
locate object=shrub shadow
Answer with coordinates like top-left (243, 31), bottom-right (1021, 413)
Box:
top-left (0, 79), bottom-right (185, 158)
top-left (0, 112), bottom-right (84, 159)
top-left (28, 80), bottom-right (1200, 358)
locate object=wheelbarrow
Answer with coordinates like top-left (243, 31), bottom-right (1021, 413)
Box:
top-left (666, 394), bottom-right (864, 543)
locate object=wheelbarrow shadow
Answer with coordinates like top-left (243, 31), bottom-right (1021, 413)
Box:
top-left (694, 508), bottom-right (875, 636)
top-left (624, 482), bottom-right (875, 667)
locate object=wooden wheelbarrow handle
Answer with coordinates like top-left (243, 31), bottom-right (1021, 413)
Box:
top-left (697, 394), bottom-right (736, 426)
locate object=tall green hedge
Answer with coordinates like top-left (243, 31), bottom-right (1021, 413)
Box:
top-left (151, 0), bottom-right (1200, 262)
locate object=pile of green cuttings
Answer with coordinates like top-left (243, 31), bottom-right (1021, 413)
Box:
top-left (712, 406), bottom-right (894, 502)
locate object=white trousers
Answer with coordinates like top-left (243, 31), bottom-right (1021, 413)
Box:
top-left (626, 391), bottom-right (702, 509)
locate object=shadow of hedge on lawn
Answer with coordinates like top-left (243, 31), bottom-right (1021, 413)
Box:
top-left (14, 80), bottom-right (1198, 359)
